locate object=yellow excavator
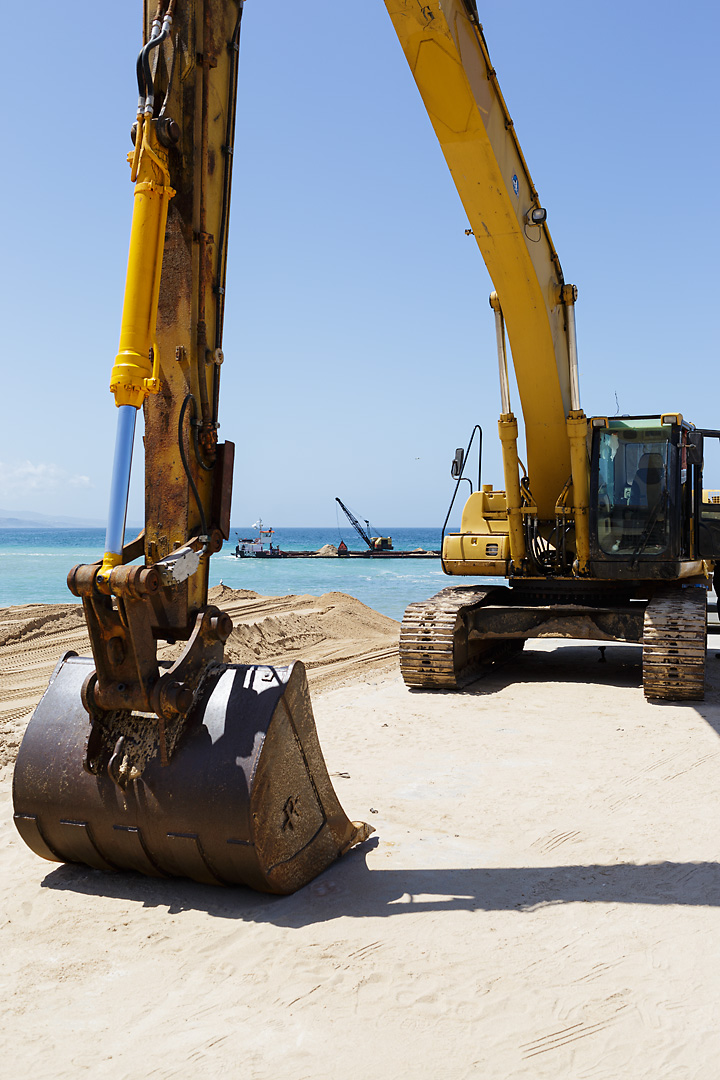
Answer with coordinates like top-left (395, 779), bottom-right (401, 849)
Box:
top-left (12, 1), bottom-right (716, 893)
top-left (387, 0), bottom-right (719, 702)
top-left (12, 0), bottom-right (373, 893)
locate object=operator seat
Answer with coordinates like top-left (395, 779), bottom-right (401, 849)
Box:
top-left (630, 452), bottom-right (664, 508)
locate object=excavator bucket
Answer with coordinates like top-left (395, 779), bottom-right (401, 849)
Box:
top-left (13, 654), bottom-right (369, 894)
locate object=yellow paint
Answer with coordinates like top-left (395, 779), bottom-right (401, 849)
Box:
top-left (566, 410), bottom-right (590, 572)
top-left (460, 488), bottom-right (510, 532)
top-left (108, 121), bottom-right (175, 409)
top-left (384, 0), bottom-right (574, 518)
top-left (498, 413), bottom-right (527, 564)
top-left (443, 487), bottom-right (511, 575)
top-left (97, 550), bottom-right (122, 592)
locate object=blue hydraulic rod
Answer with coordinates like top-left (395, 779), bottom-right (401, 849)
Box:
top-left (101, 404), bottom-right (137, 579)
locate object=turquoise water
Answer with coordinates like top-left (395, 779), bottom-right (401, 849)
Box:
top-left (0, 527), bottom-right (467, 621)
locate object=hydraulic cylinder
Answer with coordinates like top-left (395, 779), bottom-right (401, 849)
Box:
top-left (104, 405), bottom-right (138, 565)
top-left (97, 120), bottom-right (174, 587)
top-left (498, 413), bottom-right (527, 566)
top-left (567, 410), bottom-right (590, 573)
top-left (108, 122), bottom-right (172, 409)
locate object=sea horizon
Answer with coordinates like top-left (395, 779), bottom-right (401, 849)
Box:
top-left (0, 524), bottom-right (445, 532)
top-left (0, 525), bottom-right (473, 620)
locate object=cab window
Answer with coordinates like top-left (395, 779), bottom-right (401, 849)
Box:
top-left (596, 429), bottom-right (671, 557)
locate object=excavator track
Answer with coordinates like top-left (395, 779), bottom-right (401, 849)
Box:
top-left (642, 587), bottom-right (707, 701)
top-left (400, 585), bottom-right (518, 689)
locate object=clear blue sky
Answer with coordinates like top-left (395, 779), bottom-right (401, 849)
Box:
top-left (2, 2), bottom-right (717, 528)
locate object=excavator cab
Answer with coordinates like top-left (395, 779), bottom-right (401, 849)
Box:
top-left (589, 417), bottom-right (683, 577)
top-left (689, 429), bottom-right (720, 561)
top-left (589, 415), bottom-right (720, 579)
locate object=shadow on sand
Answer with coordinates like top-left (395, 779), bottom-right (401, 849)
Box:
top-left (431, 641), bottom-right (645, 695)
top-left (38, 642), bottom-right (720, 925)
top-left (41, 840), bottom-right (720, 926)
top-left (440, 641), bottom-right (720, 739)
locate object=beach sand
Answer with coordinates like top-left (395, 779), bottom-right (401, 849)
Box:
top-left (1, 588), bottom-right (719, 1078)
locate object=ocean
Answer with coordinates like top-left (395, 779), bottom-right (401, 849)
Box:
top-left (0, 526), bottom-right (482, 621)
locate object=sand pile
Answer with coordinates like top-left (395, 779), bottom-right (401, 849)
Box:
top-left (0, 603), bottom-right (91, 772)
top-left (210, 584), bottom-right (260, 603)
top-left (205, 587), bottom-right (398, 688)
top-left (0, 588), bottom-right (399, 775)
top-left (314, 543), bottom-right (338, 557)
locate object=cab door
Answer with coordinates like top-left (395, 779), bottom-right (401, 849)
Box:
top-left (691, 430), bottom-right (720, 558)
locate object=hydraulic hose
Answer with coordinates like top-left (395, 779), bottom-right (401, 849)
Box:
top-left (178, 395), bottom-right (209, 536)
top-left (137, 2), bottom-right (172, 116)
top-left (136, 4), bottom-right (164, 109)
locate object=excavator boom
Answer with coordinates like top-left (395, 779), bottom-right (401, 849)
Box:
top-left (383, 0), bottom-right (575, 517)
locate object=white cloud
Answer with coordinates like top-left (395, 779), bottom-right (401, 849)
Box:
top-left (0, 460), bottom-right (92, 495)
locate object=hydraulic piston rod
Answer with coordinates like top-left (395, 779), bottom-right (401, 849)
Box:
top-left (491, 292), bottom-right (512, 416)
top-left (97, 101), bottom-right (175, 587)
top-left (557, 284), bottom-right (590, 573)
top-left (490, 293), bottom-right (526, 565)
top-left (104, 405), bottom-right (137, 567)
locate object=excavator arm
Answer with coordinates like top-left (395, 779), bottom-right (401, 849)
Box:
top-left (65, 0), bottom-right (242, 740)
top-left (383, 0), bottom-right (584, 527)
top-left (12, 1), bottom-right (368, 893)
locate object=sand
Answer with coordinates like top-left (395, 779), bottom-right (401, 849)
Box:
top-left (313, 544), bottom-right (338, 557)
top-left (2, 588), bottom-right (720, 1078)
top-left (0, 586), bottom-right (398, 774)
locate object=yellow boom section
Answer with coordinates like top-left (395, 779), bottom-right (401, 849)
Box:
top-left (384, 0), bottom-right (574, 518)
top-left (109, 118), bottom-right (175, 410)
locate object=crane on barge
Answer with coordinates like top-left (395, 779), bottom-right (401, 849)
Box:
top-left (335, 497), bottom-right (393, 552)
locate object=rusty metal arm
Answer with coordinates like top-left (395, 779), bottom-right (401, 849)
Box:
top-left (69, 1), bottom-right (243, 766)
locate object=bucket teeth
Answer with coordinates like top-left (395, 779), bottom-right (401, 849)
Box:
top-left (12, 654), bottom-right (367, 894)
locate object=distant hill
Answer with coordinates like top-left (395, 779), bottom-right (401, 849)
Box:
top-left (0, 508), bottom-right (108, 529)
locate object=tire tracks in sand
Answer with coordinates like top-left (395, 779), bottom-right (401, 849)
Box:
top-left (0, 587), bottom-right (399, 771)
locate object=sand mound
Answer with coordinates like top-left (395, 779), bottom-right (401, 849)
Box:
top-left (0, 589), bottom-right (399, 774)
top-left (208, 584), bottom-right (259, 604)
top-left (226, 612), bottom-right (328, 662)
top-left (0, 603), bottom-right (91, 772)
top-left (177, 588), bottom-right (399, 687)
top-left (0, 603), bottom-right (87, 648)
top-left (314, 543), bottom-right (338, 557)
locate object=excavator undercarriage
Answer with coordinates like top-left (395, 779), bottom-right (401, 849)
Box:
top-left (400, 583), bottom-right (708, 701)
